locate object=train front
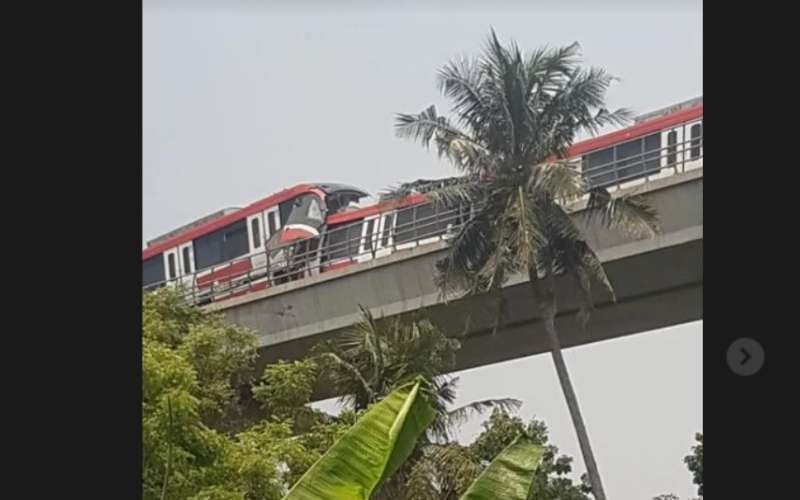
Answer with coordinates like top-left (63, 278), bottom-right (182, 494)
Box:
top-left (265, 184), bottom-right (369, 279)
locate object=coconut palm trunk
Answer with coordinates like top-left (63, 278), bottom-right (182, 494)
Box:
top-left (546, 331), bottom-right (606, 500)
top-left (531, 270), bottom-right (607, 500)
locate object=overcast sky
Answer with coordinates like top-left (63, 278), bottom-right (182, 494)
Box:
top-left (144, 2), bottom-right (703, 498)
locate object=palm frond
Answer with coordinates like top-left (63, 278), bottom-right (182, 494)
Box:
top-left (570, 264), bottom-right (594, 329)
top-left (586, 187), bottom-right (660, 239)
top-left (576, 240), bottom-right (616, 302)
top-left (428, 443), bottom-right (483, 497)
top-left (437, 56), bottom-right (494, 138)
top-left (351, 305), bottom-right (385, 386)
top-left (395, 106), bottom-right (480, 155)
top-left (504, 185), bottom-right (543, 275)
top-left (436, 398), bottom-right (522, 440)
top-left (527, 160), bottom-right (586, 204)
top-left (435, 208), bottom-right (496, 297)
top-left (403, 458), bottom-right (440, 500)
top-left (314, 352), bottom-right (375, 405)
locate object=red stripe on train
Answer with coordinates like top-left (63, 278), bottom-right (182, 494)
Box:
top-left (320, 260), bottom-right (355, 273)
top-left (196, 259), bottom-right (253, 288)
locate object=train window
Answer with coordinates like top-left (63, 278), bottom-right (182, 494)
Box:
top-left (167, 253), bottom-right (176, 279)
top-left (364, 219), bottom-right (375, 251)
top-left (414, 204), bottom-right (435, 239)
top-left (221, 220), bottom-right (249, 261)
top-left (690, 123), bottom-right (702, 159)
top-left (395, 206), bottom-right (416, 244)
top-left (307, 197), bottom-right (323, 221)
top-left (267, 212), bottom-right (278, 236)
top-left (615, 138), bottom-right (644, 182)
top-left (584, 147), bottom-right (615, 188)
top-left (182, 247), bottom-right (191, 274)
top-left (286, 194), bottom-right (325, 227)
top-left (433, 203), bottom-right (452, 236)
top-left (324, 223), bottom-right (360, 261)
top-left (667, 131), bottom-right (677, 167)
top-left (381, 214), bottom-right (394, 247)
top-left (279, 199), bottom-right (293, 226)
top-left (143, 255), bottom-right (165, 287)
top-left (326, 195), bottom-right (342, 214)
top-left (251, 218), bottom-right (261, 248)
top-left (643, 133), bottom-right (661, 173)
top-left (194, 219), bottom-right (249, 270)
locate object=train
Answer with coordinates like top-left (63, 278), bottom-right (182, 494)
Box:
top-left (143, 96), bottom-right (703, 304)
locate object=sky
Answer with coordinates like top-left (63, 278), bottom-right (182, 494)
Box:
top-left (143, 2), bottom-right (703, 498)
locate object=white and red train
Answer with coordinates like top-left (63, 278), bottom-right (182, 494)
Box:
top-left (143, 97), bottom-right (703, 304)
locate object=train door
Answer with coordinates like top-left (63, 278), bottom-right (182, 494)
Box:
top-left (355, 212), bottom-right (398, 263)
top-left (683, 119), bottom-right (703, 171)
top-left (261, 207), bottom-right (282, 278)
top-left (178, 242), bottom-right (195, 291)
top-left (355, 215), bottom-right (381, 263)
top-left (263, 206), bottom-right (282, 241)
top-left (661, 126), bottom-right (684, 174)
top-left (376, 211), bottom-right (396, 258)
top-left (163, 248), bottom-right (179, 286)
top-left (247, 212), bottom-right (266, 274)
top-left (164, 243), bottom-right (195, 293)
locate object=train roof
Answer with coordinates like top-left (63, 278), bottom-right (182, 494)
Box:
top-left (316, 183), bottom-right (369, 196)
top-left (142, 182), bottom-right (368, 260)
top-left (146, 207), bottom-right (241, 248)
top-left (562, 100), bottom-right (702, 156)
top-left (143, 98), bottom-right (703, 260)
top-left (330, 99), bottom-right (703, 224)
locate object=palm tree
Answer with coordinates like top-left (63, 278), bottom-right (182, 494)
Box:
top-left (312, 306), bottom-right (520, 442)
top-left (393, 30), bottom-right (659, 500)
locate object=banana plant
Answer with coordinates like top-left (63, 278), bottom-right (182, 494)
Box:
top-left (283, 377), bottom-right (435, 500)
top-left (459, 435), bottom-right (544, 500)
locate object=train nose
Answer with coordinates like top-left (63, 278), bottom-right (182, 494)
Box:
top-left (278, 225), bottom-right (318, 243)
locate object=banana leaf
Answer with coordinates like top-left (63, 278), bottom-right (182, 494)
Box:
top-left (459, 436), bottom-right (544, 500)
top-left (283, 377), bottom-right (435, 500)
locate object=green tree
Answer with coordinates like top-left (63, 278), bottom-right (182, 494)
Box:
top-left (411, 409), bottom-right (591, 500)
top-left (684, 432), bottom-right (703, 497)
top-left (143, 289), bottom-right (587, 500)
top-left (313, 307), bottom-right (519, 440)
top-left (142, 289), bottom-right (354, 499)
top-left (394, 30), bottom-right (659, 500)
top-left (144, 289), bottom-right (257, 431)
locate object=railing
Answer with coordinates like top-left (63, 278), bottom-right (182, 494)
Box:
top-left (144, 119), bottom-right (702, 306)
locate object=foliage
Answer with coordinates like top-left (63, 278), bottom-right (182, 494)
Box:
top-left (311, 307), bottom-right (520, 500)
top-left (143, 289), bottom-right (589, 500)
top-left (252, 360), bottom-right (318, 420)
top-left (142, 289), bottom-right (354, 500)
top-left (684, 432), bottom-right (703, 496)
top-left (394, 30), bottom-right (661, 500)
top-left (312, 306), bottom-right (519, 442)
top-left (467, 409), bottom-right (591, 500)
top-left (459, 436), bottom-right (544, 500)
top-left (393, 29), bottom-right (658, 333)
top-left (143, 289), bottom-right (257, 429)
top-left (283, 378), bottom-right (436, 500)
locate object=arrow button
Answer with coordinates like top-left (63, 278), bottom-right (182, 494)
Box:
top-left (740, 348), bottom-right (751, 366)
top-left (728, 338), bottom-right (764, 376)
